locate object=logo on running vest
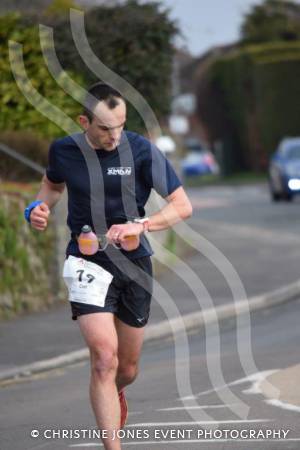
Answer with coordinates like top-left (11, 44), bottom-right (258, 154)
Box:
top-left (107, 167), bottom-right (132, 176)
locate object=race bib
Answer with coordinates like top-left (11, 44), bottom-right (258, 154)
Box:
top-left (63, 256), bottom-right (113, 307)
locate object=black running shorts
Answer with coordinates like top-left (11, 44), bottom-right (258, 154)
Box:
top-left (65, 255), bottom-right (153, 328)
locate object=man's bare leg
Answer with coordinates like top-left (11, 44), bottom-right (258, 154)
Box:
top-left (114, 317), bottom-right (145, 391)
top-left (78, 312), bottom-right (121, 450)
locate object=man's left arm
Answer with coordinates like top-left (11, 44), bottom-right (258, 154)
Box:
top-left (107, 142), bottom-right (192, 242)
top-left (146, 186), bottom-right (192, 232)
top-left (106, 186), bottom-right (192, 242)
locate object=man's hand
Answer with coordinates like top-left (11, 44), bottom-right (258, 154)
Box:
top-left (30, 202), bottom-right (50, 231)
top-left (106, 222), bottom-right (143, 244)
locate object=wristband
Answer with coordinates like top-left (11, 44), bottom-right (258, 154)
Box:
top-left (133, 217), bottom-right (150, 232)
top-left (24, 200), bottom-right (43, 223)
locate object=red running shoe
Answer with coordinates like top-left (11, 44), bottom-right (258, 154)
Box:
top-left (119, 389), bottom-right (128, 429)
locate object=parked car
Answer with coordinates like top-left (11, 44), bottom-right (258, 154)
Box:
top-left (181, 150), bottom-right (220, 177)
top-left (269, 137), bottom-right (300, 201)
top-left (184, 137), bottom-right (205, 152)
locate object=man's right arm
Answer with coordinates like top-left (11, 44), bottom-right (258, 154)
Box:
top-left (30, 175), bottom-right (65, 231)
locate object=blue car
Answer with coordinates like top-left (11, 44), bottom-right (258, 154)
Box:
top-left (181, 150), bottom-right (220, 177)
top-left (269, 137), bottom-right (300, 201)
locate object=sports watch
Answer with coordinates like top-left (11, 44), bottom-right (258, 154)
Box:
top-left (133, 217), bottom-right (150, 232)
top-left (24, 200), bottom-right (43, 223)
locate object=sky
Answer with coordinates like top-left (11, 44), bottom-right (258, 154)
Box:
top-left (140, 0), bottom-right (298, 56)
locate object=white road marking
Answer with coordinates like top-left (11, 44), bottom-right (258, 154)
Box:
top-left (198, 219), bottom-right (299, 244)
top-left (157, 404), bottom-right (238, 411)
top-left (237, 370), bottom-right (300, 414)
top-left (179, 370), bottom-right (278, 400)
top-left (69, 438), bottom-right (300, 447)
top-left (242, 371), bottom-right (279, 395)
top-left (192, 369), bottom-right (300, 416)
top-left (126, 419), bottom-right (270, 427)
top-left (265, 399), bottom-right (300, 413)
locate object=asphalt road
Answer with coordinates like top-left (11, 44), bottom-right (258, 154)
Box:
top-left (1, 182), bottom-right (300, 450)
top-left (1, 297), bottom-right (300, 450)
top-left (1, 183), bottom-right (300, 369)
top-left (151, 183), bottom-right (300, 320)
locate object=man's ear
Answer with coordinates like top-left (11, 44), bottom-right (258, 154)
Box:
top-left (78, 115), bottom-right (90, 130)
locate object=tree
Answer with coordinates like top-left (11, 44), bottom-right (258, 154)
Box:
top-left (0, 14), bottom-right (83, 138)
top-left (241, 0), bottom-right (300, 44)
top-left (45, 0), bottom-right (80, 16)
top-left (52, 0), bottom-right (178, 132)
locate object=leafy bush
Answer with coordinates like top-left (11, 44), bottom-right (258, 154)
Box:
top-left (1, 2), bottom-right (178, 140)
top-left (0, 190), bottom-right (56, 319)
top-left (199, 41), bottom-right (300, 171)
top-left (0, 13), bottom-right (83, 138)
top-left (254, 56), bottom-right (300, 153)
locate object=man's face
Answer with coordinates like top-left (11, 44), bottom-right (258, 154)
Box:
top-left (80, 99), bottom-right (126, 151)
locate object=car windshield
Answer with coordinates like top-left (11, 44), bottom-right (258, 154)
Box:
top-left (185, 152), bottom-right (205, 162)
top-left (286, 145), bottom-right (300, 160)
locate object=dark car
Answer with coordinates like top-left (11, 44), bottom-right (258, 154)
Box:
top-left (269, 137), bottom-right (300, 201)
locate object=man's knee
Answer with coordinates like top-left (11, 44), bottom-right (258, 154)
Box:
top-left (90, 345), bottom-right (119, 382)
top-left (117, 361), bottom-right (139, 386)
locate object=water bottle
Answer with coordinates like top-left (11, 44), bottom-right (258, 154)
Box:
top-left (121, 235), bottom-right (140, 251)
top-left (120, 221), bottom-right (140, 251)
top-left (78, 225), bottom-right (99, 255)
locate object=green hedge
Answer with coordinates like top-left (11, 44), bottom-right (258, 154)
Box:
top-left (0, 2), bottom-right (178, 139)
top-left (254, 57), bottom-right (300, 153)
top-left (0, 13), bottom-right (83, 139)
top-left (207, 41), bottom-right (300, 171)
top-left (0, 189), bottom-right (56, 320)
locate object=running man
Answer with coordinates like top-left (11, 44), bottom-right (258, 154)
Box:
top-left (24, 83), bottom-right (192, 450)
